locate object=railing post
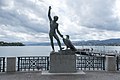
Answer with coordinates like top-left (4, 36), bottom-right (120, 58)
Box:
top-left (17, 57), bottom-right (20, 71)
top-left (105, 55), bottom-right (116, 71)
top-left (47, 57), bottom-right (49, 70)
top-left (3, 57), bottom-right (5, 72)
top-left (0, 58), bottom-right (1, 72)
top-left (103, 57), bottom-right (105, 70)
top-left (7, 57), bottom-right (16, 72)
top-left (116, 56), bottom-right (119, 70)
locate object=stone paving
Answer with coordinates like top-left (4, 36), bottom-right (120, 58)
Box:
top-left (0, 71), bottom-right (120, 80)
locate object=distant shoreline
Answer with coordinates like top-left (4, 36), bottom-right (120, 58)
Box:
top-left (0, 41), bottom-right (25, 46)
top-left (24, 38), bottom-right (120, 46)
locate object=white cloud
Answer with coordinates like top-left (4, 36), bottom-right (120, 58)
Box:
top-left (0, 0), bottom-right (120, 42)
top-left (64, 0), bottom-right (120, 31)
top-left (0, 0), bottom-right (14, 9)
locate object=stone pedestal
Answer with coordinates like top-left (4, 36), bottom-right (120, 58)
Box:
top-left (49, 50), bottom-right (76, 73)
top-left (105, 56), bottom-right (116, 71)
top-left (7, 57), bottom-right (16, 72)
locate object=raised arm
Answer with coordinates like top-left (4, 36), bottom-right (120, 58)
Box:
top-left (48, 6), bottom-right (52, 21)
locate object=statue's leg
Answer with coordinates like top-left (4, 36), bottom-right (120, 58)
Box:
top-left (54, 34), bottom-right (62, 50)
top-left (49, 34), bottom-right (54, 51)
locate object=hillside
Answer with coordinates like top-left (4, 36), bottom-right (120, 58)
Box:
top-left (0, 41), bottom-right (25, 46)
top-left (24, 38), bottom-right (120, 46)
top-left (73, 38), bottom-right (120, 46)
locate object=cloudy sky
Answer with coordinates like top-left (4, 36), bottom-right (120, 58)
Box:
top-left (0, 0), bottom-right (120, 42)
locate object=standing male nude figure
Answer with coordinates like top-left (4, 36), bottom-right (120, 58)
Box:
top-left (48, 6), bottom-right (63, 51)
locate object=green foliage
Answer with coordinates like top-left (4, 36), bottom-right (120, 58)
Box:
top-left (0, 41), bottom-right (25, 46)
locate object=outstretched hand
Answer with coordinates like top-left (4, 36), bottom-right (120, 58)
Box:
top-left (61, 35), bottom-right (63, 38)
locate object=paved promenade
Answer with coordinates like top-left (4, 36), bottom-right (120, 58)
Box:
top-left (0, 71), bottom-right (120, 80)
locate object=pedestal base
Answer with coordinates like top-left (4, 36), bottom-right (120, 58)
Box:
top-left (49, 50), bottom-right (77, 73)
top-left (42, 70), bottom-right (85, 75)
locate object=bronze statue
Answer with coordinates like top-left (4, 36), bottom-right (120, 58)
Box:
top-left (48, 6), bottom-right (63, 51)
top-left (63, 35), bottom-right (89, 55)
top-left (63, 35), bottom-right (77, 51)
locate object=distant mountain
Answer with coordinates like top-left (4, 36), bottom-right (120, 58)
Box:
top-left (24, 38), bottom-right (120, 46)
top-left (73, 38), bottom-right (120, 46)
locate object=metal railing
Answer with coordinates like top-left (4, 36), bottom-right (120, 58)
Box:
top-left (17, 56), bottom-right (49, 71)
top-left (76, 56), bottom-right (105, 70)
top-left (0, 57), bottom-right (5, 72)
top-left (17, 56), bottom-right (106, 71)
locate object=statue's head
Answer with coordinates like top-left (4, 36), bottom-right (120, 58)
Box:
top-left (53, 16), bottom-right (58, 21)
top-left (66, 35), bottom-right (69, 39)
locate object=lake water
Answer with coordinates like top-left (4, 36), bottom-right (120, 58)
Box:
top-left (0, 46), bottom-right (120, 57)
